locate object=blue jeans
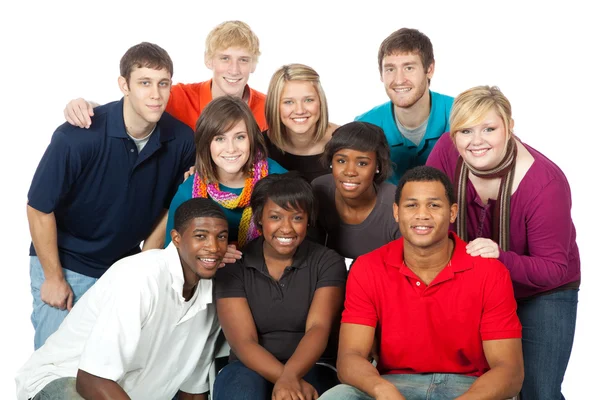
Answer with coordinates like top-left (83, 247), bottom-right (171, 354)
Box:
top-left (518, 289), bottom-right (578, 400)
top-left (213, 361), bottom-right (339, 400)
top-left (30, 256), bottom-right (98, 350)
top-left (320, 373), bottom-right (477, 400)
top-left (32, 377), bottom-right (84, 399)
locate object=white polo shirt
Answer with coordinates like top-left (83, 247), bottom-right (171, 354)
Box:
top-left (16, 244), bottom-right (219, 400)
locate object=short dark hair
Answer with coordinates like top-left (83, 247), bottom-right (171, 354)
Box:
top-left (250, 172), bottom-right (317, 227)
top-left (119, 42), bottom-right (173, 83)
top-left (174, 198), bottom-right (227, 233)
top-left (395, 166), bottom-right (455, 204)
top-left (378, 28), bottom-right (434, 75)
top-left (195, 96), bottom-right (267, 183)
top-left (322, 121), bottom-right (392, 184)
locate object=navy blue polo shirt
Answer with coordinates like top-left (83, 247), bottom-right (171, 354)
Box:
top-left (28, 98), bottom-right (195, 278)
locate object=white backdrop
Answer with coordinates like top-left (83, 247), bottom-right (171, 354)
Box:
top-left (1, 0), bottom-right (597, 398)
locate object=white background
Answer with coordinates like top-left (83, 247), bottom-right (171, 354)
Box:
top-left (1, 0), bottom-right (598, 398)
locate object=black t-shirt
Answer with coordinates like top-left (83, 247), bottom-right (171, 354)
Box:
top-left (214, 236), bottom-right (346, 364)
top-left (264, 133), bottom-right (330, 182)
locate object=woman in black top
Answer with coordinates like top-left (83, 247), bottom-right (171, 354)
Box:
top-left (264, 64), bottom-right (339, 182)
top-left (213, 172), bottom-right (346, 400)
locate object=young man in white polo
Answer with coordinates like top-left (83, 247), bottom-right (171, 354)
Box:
top-left (16, 198), bottom-right (229, 400)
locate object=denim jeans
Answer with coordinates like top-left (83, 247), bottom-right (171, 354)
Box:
top-left (32, 377), bottom-right (84, 400)
top-left (30, 256), bottom-right (98, 350)
top-left (212, 361), bottom-right (339, 400)
top-left (320, 373), bottom-right (477, 400)
top-left (518, 289), bottom-right (578, 400)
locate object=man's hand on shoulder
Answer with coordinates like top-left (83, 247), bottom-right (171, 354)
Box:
top-left (41, 276), bottom-right (74, 311)
top-left (64, 98), bottom-right (95, 129)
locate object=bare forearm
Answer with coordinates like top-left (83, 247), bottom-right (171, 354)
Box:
top-left (27, 206), bottom-right (62, 278)
top-left (142, 210), bottom-right (168, 251)
top-left (338, 353), bottom-right (397, 397)
top-left (234, 341), bottom-right (285, 383)
top-left (76, 370), bottom-right (130, 400)
top-left (282, 325), bottom-right (329, 379)
top-left (455, 366), bottom-right (522, 400)
top-left (178, 391), bottom-right (207, 400)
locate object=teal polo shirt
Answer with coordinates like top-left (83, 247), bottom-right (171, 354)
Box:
top-left (356, 91), bottom-right (454, 183)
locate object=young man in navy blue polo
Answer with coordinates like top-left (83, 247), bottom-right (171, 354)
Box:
top-left (26, 42), bottom-right (195, 350)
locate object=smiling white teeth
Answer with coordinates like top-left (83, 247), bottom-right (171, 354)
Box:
top-left (470, 149), bottom-right (488, 155)
top-left (276, 237), bottom-right (293, 244)
top-left (292, 117), bottom-right (308, 123)
top-left (224, 78), bottom-right (240, 83)
top-left (200, 258), bottom-right (217, 262)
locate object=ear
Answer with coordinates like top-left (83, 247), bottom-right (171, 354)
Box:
top-left (449, 203), bottom-right (458, 224)
top-left (393, 203), bottom-right (399, 223)
top-left (509, 118), bottom-right (515, 132)
top-left (170, 229), bottom-right (181, 248)
top-left (426, 61), bottom-right (435, 81)
top-left (205, 54), bottom-right (214, 70)
top-left (118, 76), bottom-right (129, 96)
top-left (250, 60), bottom-right (257, 74)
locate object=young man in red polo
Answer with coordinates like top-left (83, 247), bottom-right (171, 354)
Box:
top-left (320, 166), bottom-right (523, 400)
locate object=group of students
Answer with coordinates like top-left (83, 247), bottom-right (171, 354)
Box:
top-left (16, 19), bottom-right (580, 400)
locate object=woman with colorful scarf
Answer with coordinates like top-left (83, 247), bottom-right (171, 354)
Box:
top-left (427, 86), bottom-right (580, 400)
top-left (165, 96), bottom-right (286, 251)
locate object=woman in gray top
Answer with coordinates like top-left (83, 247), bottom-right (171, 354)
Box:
top-left (312, 121), bottom-right (400, 260)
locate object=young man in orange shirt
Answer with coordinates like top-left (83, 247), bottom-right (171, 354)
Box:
top-left (64, 21), bottom-right (267, 131)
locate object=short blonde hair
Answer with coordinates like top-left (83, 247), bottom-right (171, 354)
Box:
top-left (205, 21), bottom-right (261, 61)
top-left (265, 64), bottom-right (330, 149)
top-left (450, 85), bottom-right (513, 141)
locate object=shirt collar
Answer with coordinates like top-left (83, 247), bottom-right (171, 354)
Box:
top-left (164, 242), bottom-right (213, 308)
top-left (106, 98), bottom-right (174, 143)
top-left (242, 236), bottom-right (311, 271)
top-left (385, 231), bottom-right (475, 275)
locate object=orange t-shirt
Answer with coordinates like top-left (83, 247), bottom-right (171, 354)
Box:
top-left (165, 80), bottom-right (267, 132)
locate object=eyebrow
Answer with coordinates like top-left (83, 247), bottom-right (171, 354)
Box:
top-left (334, 153), bottom-right (372, 160)
top-left (403, 196), bottom-right (443, 201)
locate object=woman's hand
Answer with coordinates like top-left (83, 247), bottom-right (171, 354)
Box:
top-left (272, 375), bottom-right (318, 400)
top-left (466, 238), bottom-right (500, 259)
top-left (219, 244), bottom-right (242, 267)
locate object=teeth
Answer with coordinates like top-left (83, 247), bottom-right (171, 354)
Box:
top-left (224, 78), bottom-right (240, 83)
top-left (200, 258), bottom-right (216, 262)
top-left (470, 149), bottom-right (488, 155)
top-left (394, 88), bottom-right (411, 92)
top-left (276, 237), bottom-right (293, 244)
top-left (342, 182), bottom-right (359, 188)
top-left (292, 118), bottom-right (308, 123)
top-left (414, 226), bottom-right (430, 230)
top-left (223, 156), bottom-right (239, 161)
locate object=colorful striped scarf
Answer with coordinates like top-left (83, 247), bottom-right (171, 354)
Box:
top-left (192, 158), bottom-right (269, 248)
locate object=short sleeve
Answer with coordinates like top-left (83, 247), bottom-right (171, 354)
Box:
top-left (341, 256), bottom-right (378, 327)
top-left (214, 261), bottom-right (247, 299)
top-left (165, 178), bottom-right (194, 246)
top-left (315, 248), bottom-right (347, 289)
top-left (179, 316), bottom-right (221, 394)
top-left (267, 158), bottom-right (288, 174)
top-left (78, 272), bottom-right (152, 380)
top-left (28, 129), bottom-right (83, 213)
top-left (480, 261), bottom-right (522, 341)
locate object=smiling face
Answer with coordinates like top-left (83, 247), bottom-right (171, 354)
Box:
top-left (393, 180), bottom-right (457, 250)
top-left (209, 119), bottom-right (251, 183)
top-left (332, 148), bottom-right (378, 200)
top-left (279, 80), bottom-right (321, 139)
top-left (260, 199), bottom-right (308, 259)
top-left (119, 66), bottom-right (172, 125)
top-left (171, 217), bottom-right (229, 283)
top-left (453, 110), bottom-right (510, 171)
top-left (206, 46), bottom-right (256, 99)
top-left (381, 52), bottom-right (433, 110)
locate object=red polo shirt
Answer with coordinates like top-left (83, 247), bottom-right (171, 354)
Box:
top-left (343, 232), bottom-right (521, 377)
top-left (166, 80), bottom-right (267, 131)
